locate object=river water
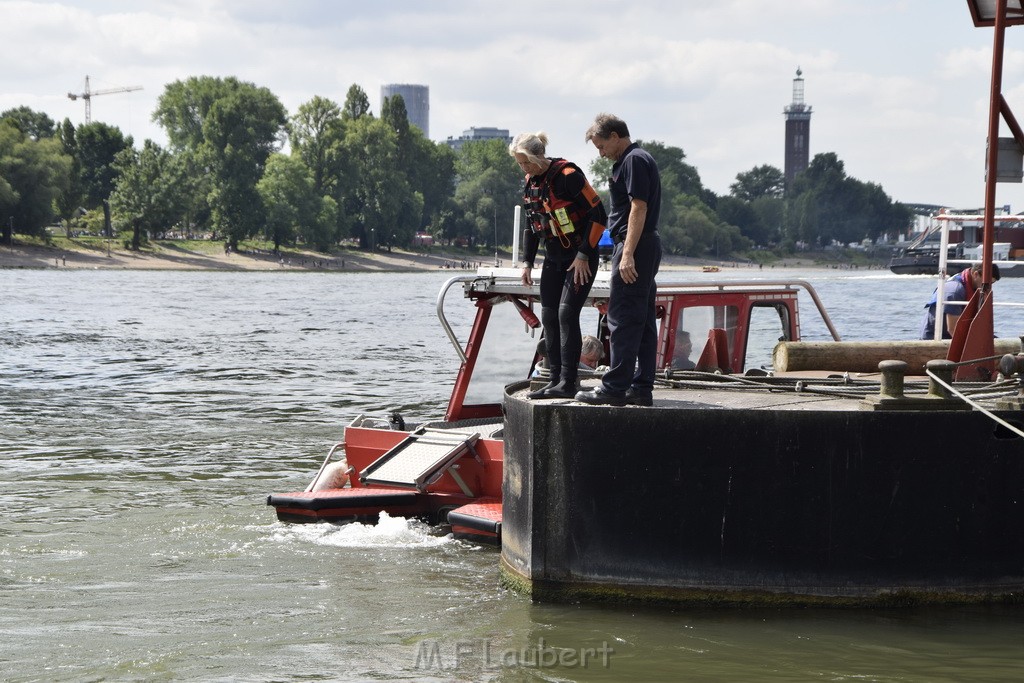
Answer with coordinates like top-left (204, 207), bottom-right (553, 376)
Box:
top-left (3, 267), bottom-right (1024, 682)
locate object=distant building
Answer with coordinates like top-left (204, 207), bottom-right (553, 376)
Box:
top-left (381, 83), bottom-right (429, 138)
top-left (444, 127), bottom-right (512, 151)
top-left (783, 68), bottom-right (812, 193)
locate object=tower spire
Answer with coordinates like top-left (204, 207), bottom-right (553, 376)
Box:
top-left (783, 67), bottom-right (812, 193)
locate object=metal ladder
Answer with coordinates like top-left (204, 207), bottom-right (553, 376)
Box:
top-left (360, 426), bottom-right (483, 495)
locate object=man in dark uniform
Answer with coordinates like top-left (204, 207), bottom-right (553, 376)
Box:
top-left (576, 113), bottom-right (662, 407)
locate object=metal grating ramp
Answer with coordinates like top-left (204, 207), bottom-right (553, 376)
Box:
top-left (360, 426), bottom-right (481, 493)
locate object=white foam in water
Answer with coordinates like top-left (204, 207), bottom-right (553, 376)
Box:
top-left (271, 512), bottom-right (453, 548)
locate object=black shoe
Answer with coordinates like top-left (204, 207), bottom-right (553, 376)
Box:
top-left (543, 380), bottom-right (578, 399)
top-left (528, 382), bottom-right (558, 399)
top-left (574, 387), bottom-right (626, 406)
top-left (624, 388), bottom-right (653, 407)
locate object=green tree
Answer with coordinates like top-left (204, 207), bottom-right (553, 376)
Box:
top-left (0, 121), bottom-right (21, 244)
top-left (0, 106), bottom-right (56, 140)
top-left (289, 96), bottom-right (350, 243)
top-left (256, 153), bottom-right (324, 251)
top-left (784, 152), bottom-right (910, 247)
top-left (289, 96), bottom-right (345, 196)
top-left (730, 164), bottom-right (785, 201)
top-left (382, 93), bottom-right (456, 234)
top-left (588, 156), bottom-right (613, 192)
top-left (76, 121), bottom-right (132, 208)
top-left (453, 139), bottom-right (522, 247)
top-left (0, 119), bottom-right (71, 238)
top-left (55, 118), bottom-right (84, 232)
top-left (716, 195), bottom-right (769, 245)
top-left (642, 140), bottom-right (704, 199)
top-left (415, 137), bottom-right (456, 233)
top-left (341, 115), bottom-right (413, 248)
top-left (110, 140), bottom-right (186, 250)
top-left (380, 94), bottom-right (410, 145)
top-left (342, 84), bottom-right (372, 121)
top-left (749, 196), bottom-right (784, 245)
top-left (154, 76), bottom-right (287, 247)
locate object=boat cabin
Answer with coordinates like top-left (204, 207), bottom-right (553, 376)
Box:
top-left (442, 271), bottom-right (839, 422)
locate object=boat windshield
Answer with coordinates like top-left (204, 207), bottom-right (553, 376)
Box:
top-left (463, 299), bottom-right (543, 405)
top-left (463, 300), bottom-right (603, 405)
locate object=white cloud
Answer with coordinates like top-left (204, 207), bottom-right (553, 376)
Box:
top-left (2, 0), bottom-right (1022, 209)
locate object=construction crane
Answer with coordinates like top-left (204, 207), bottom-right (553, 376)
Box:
top-left (67, 75), bottom-right (143, 124)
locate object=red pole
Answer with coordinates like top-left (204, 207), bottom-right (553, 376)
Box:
top-left (982, 0), bottom-right (1008, 287)
top-left (950, 0), bottom-right (1007, 379)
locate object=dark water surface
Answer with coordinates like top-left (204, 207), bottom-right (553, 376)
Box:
top-left (3, 268), bottom-right (1024, 682)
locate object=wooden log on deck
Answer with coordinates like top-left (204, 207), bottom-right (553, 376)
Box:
top-left (773, 338), bottom-right (1022, 374)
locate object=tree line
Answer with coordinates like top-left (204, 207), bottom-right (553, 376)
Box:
top-left (0, 75), bottom-right (911, 258)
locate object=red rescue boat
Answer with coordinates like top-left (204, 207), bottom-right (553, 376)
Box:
top-left (268, 270), bottom-right (837, 543)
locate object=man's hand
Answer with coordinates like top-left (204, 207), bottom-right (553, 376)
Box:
top-left (619, 252), bottom-right (638, 284)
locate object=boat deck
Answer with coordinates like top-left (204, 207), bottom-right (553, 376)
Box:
top-left (516, 372), bottom-right (1012, 413)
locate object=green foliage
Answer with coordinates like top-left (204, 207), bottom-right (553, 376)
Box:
top-left (641, 140), bottom-right (703, 198)
top-left (55, 119), bottom-right (83, 227)
top-left (110, 140), bottom-right (184, 249)
top-left (75, 121), bottom-right (132, 208)
top-left (342, 84), bottom-right (372, 121)
top-left (0, 81), bottom-right (913, 260)
top-left (784, 152), bottom-right (911, 246)
top-left (257, 153), bottom-right (324, 250)
top-left (453, 139), bottom-right (522, 247)
top-left (730, 164), bottom-right (785, 201)
top-left (289, 96), bottom-right (345, 196)
top-left (588, 156), bottom-right (613, 192)
top-left (341, 116), bottom-right (413, 248)
top-left (0, 119), bottom-right (71, 238)
top-left (0, 106), bottom-right (56, 140)
top-left (154, 75), bottom-right (287, 247)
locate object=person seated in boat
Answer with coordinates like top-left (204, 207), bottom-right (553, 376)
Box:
top-left (671, 330), bottom-right (696, 370)
top-left (580, 335), bottom-right (604, 371)
top-left (919, 263), bottom-right (1000, 340)
top-left (531, 338), bottom-right (549, 378)
top-left (536, 335), bottom-right (603, 376)
top-left (510, 131), bottom-right (608, 399)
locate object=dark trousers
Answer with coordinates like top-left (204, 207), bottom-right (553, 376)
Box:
top-left (539, 253), bottom-right (600, 384)
top-left (601, 232), bottom-right (662, 395)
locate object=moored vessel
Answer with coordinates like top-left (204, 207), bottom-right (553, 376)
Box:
top-left (267, 270), bottom-right (843, 544)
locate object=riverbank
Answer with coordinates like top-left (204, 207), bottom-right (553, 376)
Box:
top-left (0, 239), bottom-right (885, 272)
top-left (0, 239), bottom-right (482, 272)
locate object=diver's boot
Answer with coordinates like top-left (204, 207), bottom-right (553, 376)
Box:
top-left (543, 376), bottom-right (578, 399)
top-left (528, 369), bottom-right (561, 399)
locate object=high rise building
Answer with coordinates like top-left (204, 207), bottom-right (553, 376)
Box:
top-left (444, 127), bottom-right (512, 151)
top-left (783, 68), bottom-right (812, 193)
top-left (380, 83), bottom-right (429, 138)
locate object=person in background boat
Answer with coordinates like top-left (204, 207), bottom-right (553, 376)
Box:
top-left (576, 113), bottom-right (663, 407)
top-left (671, 330), bottom-right (696, 370)
top-left (534, 334), bottom-right (603, 377)
top-left (511, 131), bottom-right (607, 399)
top-left (580, 335), bottom-right (603, 370)
top-left (919, 263), bottom-right (1001, 340)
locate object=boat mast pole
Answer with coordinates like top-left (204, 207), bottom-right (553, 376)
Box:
top-left (981, 0), bottom-right (1008, 290)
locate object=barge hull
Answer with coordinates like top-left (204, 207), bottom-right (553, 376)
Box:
top-left (501, 384), bottom-right (1024, 605)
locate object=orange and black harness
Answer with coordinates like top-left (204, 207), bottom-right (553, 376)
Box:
top-left (523, 159), bottom-right (606, 251)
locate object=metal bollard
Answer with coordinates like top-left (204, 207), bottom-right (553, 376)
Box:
top-left (878, 360), bottom-right (908, 399)
top-left (926, 359), bottom-right (956, 399)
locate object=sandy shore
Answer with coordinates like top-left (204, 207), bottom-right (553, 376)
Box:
top-left (0, 239), bottom-right (842, 273)
top-left (0, 240), bottom-right (510, 273)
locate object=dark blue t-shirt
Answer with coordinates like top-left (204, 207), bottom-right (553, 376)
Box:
top-left (608, 143), bottom-right (661, 240)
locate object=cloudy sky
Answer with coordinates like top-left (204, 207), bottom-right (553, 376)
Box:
top-left (3, 0), bottom-right (1023, 211)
